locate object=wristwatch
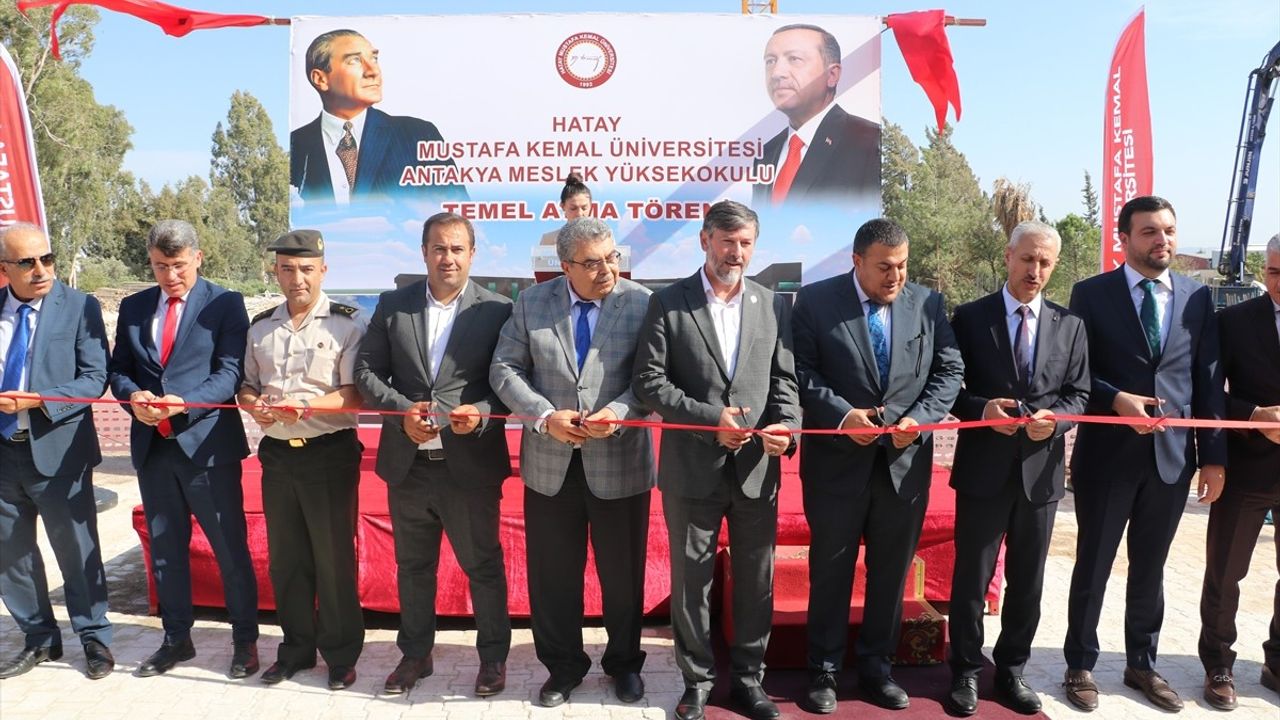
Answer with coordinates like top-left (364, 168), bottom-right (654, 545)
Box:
top-left (299, 399), bottom-right (313, 421)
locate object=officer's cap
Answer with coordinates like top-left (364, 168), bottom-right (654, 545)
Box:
top-left (269, 229), bottom-right (325, 258)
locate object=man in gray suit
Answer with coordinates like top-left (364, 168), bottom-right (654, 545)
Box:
top-left (354, 212), bottom-right (513, 697)
top-left (490, 217), bottom-right (655, 707)
top-left (0, 223), bottom-right (113, 680)
top-left (791, 218), bottom-right (963, 714)
top-left (634, 200), bottom-right (801, 720)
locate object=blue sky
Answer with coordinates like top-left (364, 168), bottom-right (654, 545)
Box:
top-left (73, 0), bottom-right (1280, 254)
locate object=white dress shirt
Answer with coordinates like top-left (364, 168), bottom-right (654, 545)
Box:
top-left (0, 293), bottom-right (43, 431)
top-left (320, 109), bottom-right (368, 205)
top-left (700, 266), bottom-right (744, 380)
top-left (776, 100), bottom-right (837, 172)
top-left (1002, 284), bottom-right (1043, 374)
top-left (853, 273), bottom-right (893, 351)
top-left (567, 283), bottom-right (602, 344)
top-left (1123, 263), bottom-right (1173, 351)
top-left (420, 282), bottom-right (466, 450)
top-left (151, 288), bottom-right (191, 353)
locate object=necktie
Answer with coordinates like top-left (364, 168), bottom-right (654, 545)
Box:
top-left (574, 301), bottom-right (593, 371)
top-left (771, 134), bottom-right (805, 204)
top-left (867, 301), bottom-right (890, 390)
top-left (0, 304), bottom-right (34, 440)
top-left (1014, 305), bottom-right (1033, 392)
top-left (1139, 278), bottom-right (1162, 360)
top-left (336, 121), bottom-right (358, 189)
top-left (157, 296), bottom-right (181, 437)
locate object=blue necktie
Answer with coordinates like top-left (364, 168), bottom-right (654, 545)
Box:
top-left (1, 304), bottom-right (34, 439)
top-left (1139, 278), bottom-right (1162, 360)
top-left (867, 301), bottom-right (890, 389)
top-left (574, 300), bottom-right (593, 371)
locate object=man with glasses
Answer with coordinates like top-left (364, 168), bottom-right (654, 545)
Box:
top-left (0, 223), bottom-right (113, 680)
top-left (108, 220), bottom-right (259, 679)
top-left (491, 217), bottom-right (655, 707)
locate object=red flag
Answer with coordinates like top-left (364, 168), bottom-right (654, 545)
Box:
top-left (0, 42), bottom-right (48, 288)
top-left (1101, 8), bottom-right (1153, 272)
top-left (18, 0), bottom-right (272, 60)
top-left (885, 10), bottom-right (962, 131)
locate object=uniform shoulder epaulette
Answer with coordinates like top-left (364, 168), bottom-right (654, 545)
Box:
top-left (251, 304), bottom-right (282, 325)
top-left (329, 302), bottom-right (359, 319)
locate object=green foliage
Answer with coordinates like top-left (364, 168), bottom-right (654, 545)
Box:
top-left (1051, 213), bottom-right (1100, 303)
top-left (75, 256), bottom-right (138, 293)
top-left (210, 91), bottom-right (289, 255)
top-left (1081, 171), bottom-right (1100, 228)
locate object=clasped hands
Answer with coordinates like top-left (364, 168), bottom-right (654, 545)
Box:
top-left (128, 390), bottom-right (185, 427)
top-left (984, 398), bottom-right (1057, 441)
top-left (716, 406), bottom-right (791, 457)
top-left (545, 408), bottom-right (621, 446)
top-left (0, 391), bottom-right (42, 414)
top-left (839, 406), bottom-right (922, 449)
top-left (241, 393), bottom-right (308, 429)
top-left (402, 401), bottom-right (483, 444)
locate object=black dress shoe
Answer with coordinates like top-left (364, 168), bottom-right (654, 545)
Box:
top-left (730, 684), bottom-right (781, 720)
top-left (995, 674), bottom-right (1042, 714)
top-left (228, 642), bottom-right (259, 679)
top-left (260, 660), bottom-right (315, 685)
top-left (328, 665), bottom-right (357, 691)
top-left (859, 675), bottom-right (910, 710)
top-left (384, 655), bottom-right (432, 694)
top-left (83, 640), bottom-right (114, 680)
top-left (0, 645), bottom-right (62, 679)
top-left (136, 638), bottom-right (195, 677)
top-left (804, 671), bottom-right (838, 714)
top-left (675, 688), bottom-right (711, 720)
top-left (613, 671), bottom-right (644, 703)
top-left (475, 661), bottom-right (506, 696)
top-left (946, 676), bottom-right (978, 716)
top-left (538, 676), bottom-right (581, 707)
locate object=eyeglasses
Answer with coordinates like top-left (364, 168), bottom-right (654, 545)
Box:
top-left (0, 253), bottom-right (56, 271)
top-left (565, 251), bottom-right (621, 273)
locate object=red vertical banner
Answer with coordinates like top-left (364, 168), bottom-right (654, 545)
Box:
top-left (0, 42), bottom-right (48, 287)
top-left (1101, 8), bottom-right (1153, 271)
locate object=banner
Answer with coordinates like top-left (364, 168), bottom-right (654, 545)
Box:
top-left (289, 14), bottom-right (882, 290)
top-left (0, 43), bottom-right (48, 289)
top-left (1101, 8), bottom-right (1152, 272)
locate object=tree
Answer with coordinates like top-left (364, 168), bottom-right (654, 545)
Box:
top-left (880, 121), bottom-right (919, 221)
top-left (1081, 170), bottom-right (1100, 229)
top-left (210, 90), bottom-right (289, 260)
top-left (1052, 213), bottom-right (1099, 303)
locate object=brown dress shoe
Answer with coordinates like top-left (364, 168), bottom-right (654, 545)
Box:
top-left (1123, 667), bottom-right (1184, 712)
top-left (474, 661), bottom-right (506, 696)
top-left (1203, 667), bottom-right (1237, 710)
top-left (1063, 668), bottom-right (1099, 711)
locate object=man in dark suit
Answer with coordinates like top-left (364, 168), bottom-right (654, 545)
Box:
top-left (945, 221), bottom-right (1090, 716)
top-left (634, 200), bottom-right (801, 720)
top-left (107, 219), bottom-right (259, 679)
top-left (290, 29), bottom-right (467, 205)
top-left (354, 212), bottom-right (512, 698)
top-left (1198, 234), bottom-right (1280, 710)
top-left (1062, 195), bottom-right (1227, 712)
top-left (752, 23), bottom-right (880, 207)
top-left (791, 217), bottom-right (963, 714)
top-left (490, 218), bottom-right (654, 707)
top-left (0, 223), bottom-right (113, 680)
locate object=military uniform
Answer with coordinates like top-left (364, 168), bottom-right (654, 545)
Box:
top-left (242, 231), bottom-right (367, 675)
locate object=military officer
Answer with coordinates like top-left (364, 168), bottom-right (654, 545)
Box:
top-left (237, 229), bottom-right (367, 691)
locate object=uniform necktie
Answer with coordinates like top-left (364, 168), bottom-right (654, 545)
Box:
top-left (771, 134), bottom-right (805, 204)
top-left (0, 304), bottom-right (34, 440)
top-left (1139, 278), bottom-right (1161, 360)
top-left (157, 296), bottom-right (181, 437)
top-left (867, 301), bottom-right (890, 390)
top-left (336, 121), bottom-right (358, 189)
top-left (1014, 304), bottom-right (1033, 391)
top-left (574, 301), bottom-right (593, 371)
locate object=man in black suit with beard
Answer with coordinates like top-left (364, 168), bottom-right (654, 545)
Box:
top-left (945, 221), bottom-right (1090, 716)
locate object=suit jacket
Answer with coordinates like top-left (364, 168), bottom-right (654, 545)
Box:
top-left (792, 276), bottom-right (963, 499)
top-left (289, 107), bottom-right (469, 203)
top-left (2, 282), bottom-right (107, 478)
top-left (354, 280), bottom-right (512, 486)
top-left (751, 103), bottom-right (881, 207)
top-left (1217, 294), bottom-right (1280, 488)
top-left (949, 291), bottom-right (1091, 503)
top-left (632, 272), bottom-right (801, 500)
top-left (108, 277), bottom-right (249, 471)
top-left (1068, 266), bottom-right (1227, 485)
top-left (490, 276), bottom-right (654, 499)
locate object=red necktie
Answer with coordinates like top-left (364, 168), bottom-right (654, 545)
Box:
top-left (157, 296), bottom-right (181, 437)
top-left (771, 134), bottom-right (805, 204)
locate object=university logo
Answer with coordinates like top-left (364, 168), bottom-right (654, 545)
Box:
top-left (555, 32), bottom-right (617, 89)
